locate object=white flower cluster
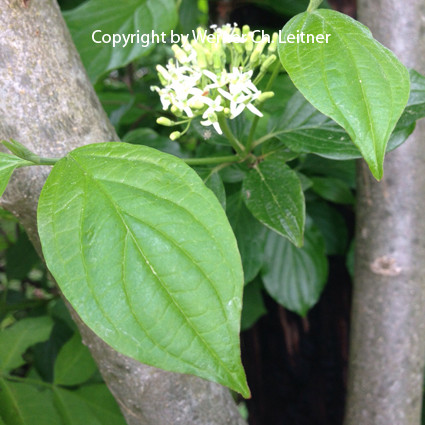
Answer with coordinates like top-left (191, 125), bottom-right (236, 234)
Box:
top-left (151, 24), bottom-right (277, 139)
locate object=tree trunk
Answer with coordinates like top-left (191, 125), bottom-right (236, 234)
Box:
top-left (0, 1), bottom-right (246, 424)
top-left (344, 1), bottom-right (425, 424)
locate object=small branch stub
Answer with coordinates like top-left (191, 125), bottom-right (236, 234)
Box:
top-left (370, 255), bottom-right (402, 277)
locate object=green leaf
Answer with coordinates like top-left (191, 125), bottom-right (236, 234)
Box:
top-left (242, 158), bottom-right (305, 247)
top-left (310, 177), bottom-right (355, 205)
top-left (6, 228), bottom-right (39, 281)
top-left (0, 317), bottom-right (53, 373)
top-left (0, 379), bottom-right (61, 425)
top-left (278, 9), bottom-right (410, 180)
top-left (398, 69), bottom-right (425, 127)
top-left (241, 279), bottom-right (267, 331)
top-left (197, 169), bottom-right (226, 209)
top-left (299, 156), bottom-right (356, 188)
top-left (261, 224), bottom-right (328, 316)
top-left (52, 388), bottom-right (103, 425)
top-left (227, 193), bottom-right (267, 284)
top-left (307, 201), bottom-right (348, 255)
top-left (54, 332), bottom-right (97, 386)
top-left (37, 142), bottom-right (249, 397)
top-left (269, 90), bottom-right (413, 161)
top-left (75, 385), bottom-right (127, 425)
top-left (0, 153), bottom-right (32, 199)
top-left (64, 0), bottom-right (178, 83)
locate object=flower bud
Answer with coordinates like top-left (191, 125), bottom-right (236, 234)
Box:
top-left (257, 91), bottom-right (275, 103)
top-left (192, 43), bottom-right (207, 68)
top-left (245, 33), bottom-right (254, 53)
top-left (268, 32), bottom-right (279, 53)
top-left (188, 98), bottom-right (205, 109)
top-left (260, 54), bottom-right (277, 73)
top-left (172, 45), bottom-right (189, 64)
top-left (169, 131), bottom-right (182, 140)
top-left (156, 65), bottom-right (170, 80)
top-left (156, 117), bottom-right (175, 126)
top-left (249, 39), bottom-right (268, 66)
top-left (171, 105), bottom-right (183, 117)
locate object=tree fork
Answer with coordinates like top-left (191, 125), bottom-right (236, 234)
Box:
top-left (0, 1), bottom-right (247, 424)
top-left (345, 1), bottom-right (425, 424)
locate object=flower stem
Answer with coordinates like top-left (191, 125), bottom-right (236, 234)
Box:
top-left (246, 62), bottom-right (281, 152)
top-left (184, 155), bottom-right (240, 166)
top-left (217, 114), bottom-right (246, 155)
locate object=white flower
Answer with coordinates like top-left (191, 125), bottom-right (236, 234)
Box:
top-left (200, 96), bottom-right (224, 134)
top-left (152, 24), bottom-right (277, 137)
top-left (217, 68), bottom-right (263, 119)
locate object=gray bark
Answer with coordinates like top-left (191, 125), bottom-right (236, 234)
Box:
top-left (0, 1), bottom-right (247, 424)
top-left (344, 1), bottom-right (425, 424)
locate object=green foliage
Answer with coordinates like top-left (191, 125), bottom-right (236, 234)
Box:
top-left (262, 223), bottom-right (328, 316)
top-left (0, 317), bottom-right (53, 372)
top-left (278, 9), bottom-right (410, 179)
top-left (2, 0), bottom-right (425, 417)
top-left (241, 278), bottom-right (267, 330)
top-left (242, 159), bottom-right (305, 247)
top-left (0, 308), bottom-right (126, 425)
top-left (37, 143), bottom-right (249, 397)
top-left (64, 0), bottom-right (177, 82)
top-left (227, 193), bottom-right (267, 284)
top-left (0, 154), bottom-right (32, 198)
top-left (54, 333), bottom-right (97, 386)
top-left (0, 380), bottom-right (61, 425)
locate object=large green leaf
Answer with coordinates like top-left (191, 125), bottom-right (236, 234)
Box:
top-left (261, 224), bottom-right (328, 316)
top-left (227, 193), bottom-right (267, 284)
top-left (37, 142), bottom-right (248, 397)
top-left (0, 380), bottom-right (61, 425)
top-left (278, 9), bottom-right (410, 179)
top-left (54, 332), bottom-right (97, 386)
top-left (0, 153), bottom-right (32, 198)
top-left (242, 159), bottom-right (305, 247)
top-left (64, 0), bottom-right (177, 83)
top-left (0, 317), bottom-right (53, 373)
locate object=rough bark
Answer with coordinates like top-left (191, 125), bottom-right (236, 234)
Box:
top-left (344, 1), bottom-right (425, 424)
top-left (0, 1), bottom-right (247, 424)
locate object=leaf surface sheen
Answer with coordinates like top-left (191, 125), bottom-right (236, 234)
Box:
top-left (278, 9), bottom-right (410, 179)
top-left (262, 224), bottom-right (328, 316)
top-left (242, 159), bottom-right (305, 247)
top-left (37, 143), bottom-right (248, 397)
top-left (64, 0), bottom-right (177, 83)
